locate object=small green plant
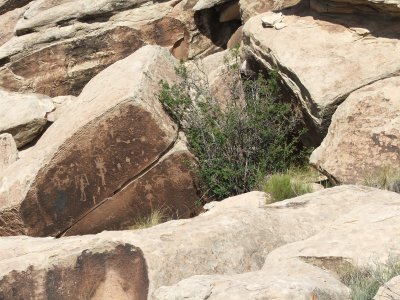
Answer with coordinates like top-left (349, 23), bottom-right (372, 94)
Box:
top-left (263, 171), bottom-right (313, 202)
top-left (130, 208), bottom-right (168, 230)
top-left (158, 47), bottom-right (309, 200)
top-left (338, 257), bottom-right (400, 300)
top-left (364, 166), bottom-right (400, 193)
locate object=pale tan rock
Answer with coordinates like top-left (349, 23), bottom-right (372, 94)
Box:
top-left (311, 0), bottom-right (400, 15)
top-left (0, 89), bottom-right (54, 148)
top-left (0, 4), bottom-right (27, 46)
top-left (239, 0), bottom-right (300, 22)
top-left (154, 260), bottom-right (349, 300)
top-left (193, 0), bottom-right (231, 10)
top-left (0, 133), bottom-right (17, 173)
top-left (243, 12), bottom-right (400, 142)
top-left (374, 275), bottom-right (400, 300)
top-left (0, 235), bottom-right (148, 299)
top-left (0, 45), bottom-right (198, 237)
top-left (0, 187), bottom-right (362, 298)
top-left (1, 186), bottom-right (397, 298)
top-left (47, 95), bottom-right (76, 122)
top-left (310, 77), bottom-right (400, 184)
top-left (153, 186), bottom-right (400, 299)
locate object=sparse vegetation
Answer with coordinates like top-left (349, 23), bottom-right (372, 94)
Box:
top-left (364, 166), bottom-right (400, 193)
top-left (262, 167), bottom-right (319, 202)
top-left (338, 257), bottom-right (400, 300)
top-left (158, 47), bottom-right (309, 201)
top-left (130, 208), bottom-right (168, 230)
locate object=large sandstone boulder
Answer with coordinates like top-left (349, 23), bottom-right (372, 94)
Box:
top-left (310, 76), bottom-right (400, 184)
top-left (152, 186), bottom-right (400, 299)
top-left (0, 45), bottom-right (198, 237)
top-left (0, 89), bottom-right (54, 148)
top-left (0, 236), bottom-right (149, 299)
top-left (242, 11), bottom-right (400, 142)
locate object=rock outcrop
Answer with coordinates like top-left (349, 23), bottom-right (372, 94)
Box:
top-left (153, 186), bottom-right (400, 299)
top-left (4, 186), bottom-right (398, 299)
top-left (0, 236), bottom-right (149, 299)
top-left (0, 89), bottom-right (54, 148)
top-left (0, 45), bottom-right (198, 237)
top-left (0, 0), bottom-right (240, 97)
top-left (310, 76), bottom-right (400, 184)
top-left (242, 11), bottom-right (400, 143)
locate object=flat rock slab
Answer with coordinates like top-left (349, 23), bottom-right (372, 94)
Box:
top-left (1, 186), bottom-right (397, 299)
top-left (310, 76), bottom-right (400, 184)
top-left (153, 186), bottom-right (400, 299)
top-left (243, 12), bottom-right (400, 141)
top-left (0, 45), bottom-right (198, 237)
top-left (0, 89), bottom-right (54, 148)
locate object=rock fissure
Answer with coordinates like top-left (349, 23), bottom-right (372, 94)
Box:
top-left (56, 131), bottom-right (180, 238)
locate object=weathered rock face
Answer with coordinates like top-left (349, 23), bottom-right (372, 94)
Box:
top-left (242, 11), bottom-right (400, 143)
top-left (4, 186), bottom-right (392, 299)
top-left (0, 0), bottom-right (244, 97)
top-left (0, 133), bottom-right (17, 173)
top-left (0, 236), bottom-right (149, 300)
top-left (0, 89), bottom-right (54, 148)
top-left (0, 45), bottom-right (198, 237)
top-left (0, 0), bottom-right (32, 15)
top-left (153, 186), bottom-right (400, 299)
top-left (375, 275), bottom-right (400, 300)
top-left (154, 262), bottom-right (349, 300)
top-left (310, 77), bottom-right (400, 184)
top-left (62, 138), bottom-right (199, 236)
top-left (239, 0), bottom-right (300, 22)
top-left (2, 186), bottom-right (400, 299)
top-left (311, 0), bottom-right (400, 15)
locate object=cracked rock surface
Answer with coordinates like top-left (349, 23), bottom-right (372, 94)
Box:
top-left (0, 45), bottom-right (198, 237)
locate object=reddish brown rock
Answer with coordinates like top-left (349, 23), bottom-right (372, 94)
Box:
top-left (0, 46), bottom-right (198, 237)
top-left (0, 236), bottom-right (148, 300)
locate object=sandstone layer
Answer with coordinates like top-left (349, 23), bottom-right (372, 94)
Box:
top-left (243, 11), bottom-right (400, 142)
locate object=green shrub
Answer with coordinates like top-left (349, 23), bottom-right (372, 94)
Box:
top-left (158, 48), bottom-right (309, 200)
top-left (338, 257), bottom-right (400, 300)
top-left (263, 172), bottom-right (313, 202)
